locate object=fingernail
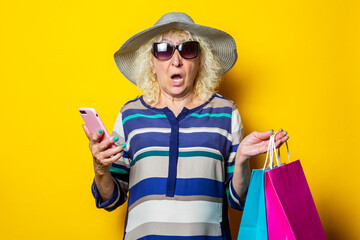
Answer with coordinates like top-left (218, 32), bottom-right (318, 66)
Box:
top-left (269, 129), bottom-right (273, 132)
top-left (121, 143), bottom-right (126, 148)
top-left (98, 129), bottom-right (102, 134)
top-left (113, 136), bottom-right (119, 141)
top-left (281, 129), bottom-right (283, 132)
top-left (121, 150), bottom-right (124, 154)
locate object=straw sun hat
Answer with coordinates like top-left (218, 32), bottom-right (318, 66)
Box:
top-left (114, 12), bottom-right (237, 85)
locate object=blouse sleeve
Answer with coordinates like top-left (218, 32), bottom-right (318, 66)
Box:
top-left (91, 111), bottom-right (130, 211)
top-left (225, 104), bottom-right (244, 210)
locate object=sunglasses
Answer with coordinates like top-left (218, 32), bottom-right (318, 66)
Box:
top-left (152, 41), bottom-right (200, 60)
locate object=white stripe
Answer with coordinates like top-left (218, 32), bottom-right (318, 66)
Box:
top-left (113, 156), bottom-right (131, 166)
top-left (180, 127), bottom-right (231, 142)
top-left (113, 112), bottom-right (125, 139)
top-left (178, 157), bottom-right (225, 181)
top-left (127, 128), bottom-right (171, 150)
top-left (231, 109), bottom-right (244, 144)
top-left (231, 109), bottom-right (241, 134)
top-left (129, 156), bottom-right (169, 188)
top-left (229, 180), bottom-right (240, 206)
top-left (126, 200), bottom-right (222, 232)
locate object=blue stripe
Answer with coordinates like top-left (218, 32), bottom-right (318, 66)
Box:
top-left (129, 132), bottom-right (231, 153)
top-left (231, 144), bottom-right (239, 152)
top-left (122, 151), bottom-right (130, 158)
top-left (179, 132), bottom-right (231, 159)
top-left (127, 132), bottom-right (170, 157)
top-left (128, 178), bottom-right (224, 206)
top-left (181, 118), bottom-right (231, 130)
top-left (226, 173), bottom-right (233, 182)
top-left (225, 161), bottom-right (235, 167)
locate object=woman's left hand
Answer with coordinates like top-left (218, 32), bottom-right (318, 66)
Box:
top-left (237, 129), bottom-right (289, 163)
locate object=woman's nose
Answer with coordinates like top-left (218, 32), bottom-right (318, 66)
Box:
top-left (171, 50), bottom-right (182, 67)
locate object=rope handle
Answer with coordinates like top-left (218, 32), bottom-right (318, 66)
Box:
top-left (263, 132), bottom-right (291, 170)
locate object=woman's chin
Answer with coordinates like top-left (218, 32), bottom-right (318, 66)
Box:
top-left (167, 87), bottom-right (192, 98)
top-left (171, 78), bottom-right (184, 87)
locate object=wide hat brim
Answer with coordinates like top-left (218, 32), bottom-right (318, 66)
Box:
top-left (114, 12), bottom-right (237, 85)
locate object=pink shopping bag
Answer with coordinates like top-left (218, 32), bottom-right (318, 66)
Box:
top-left (264, 134), bottom-right (326, 240)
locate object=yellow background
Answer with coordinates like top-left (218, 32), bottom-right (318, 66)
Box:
top-left (1, 0), bottom-right (359, 239)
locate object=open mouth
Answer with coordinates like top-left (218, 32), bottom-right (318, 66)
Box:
top-left (171, 74), bottom-right (182, 81)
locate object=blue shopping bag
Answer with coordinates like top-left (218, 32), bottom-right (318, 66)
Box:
top-left (238, 169), bottom-right (268, 240)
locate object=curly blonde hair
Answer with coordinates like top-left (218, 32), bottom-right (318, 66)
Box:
top-left (133, 29), bottom-right (223, 105)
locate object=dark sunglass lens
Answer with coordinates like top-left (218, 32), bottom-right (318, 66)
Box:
top-left (154, 43), bottom-right (173, 60)
top-left (180, 42), bottom-right (199, 59)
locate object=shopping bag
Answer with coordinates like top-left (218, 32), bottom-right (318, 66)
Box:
top-left (237, 132), bottom-right (276, 240)
top-left (237, 169), bottom-right (268, 240)
top-left (264, 134), bottom-right (326, 240)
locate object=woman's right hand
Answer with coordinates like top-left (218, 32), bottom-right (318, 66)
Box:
top-left (82, 125), bottom-right (125, 175)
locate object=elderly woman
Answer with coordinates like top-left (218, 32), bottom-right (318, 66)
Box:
top-left (83, 12), bottom-right (288, 239)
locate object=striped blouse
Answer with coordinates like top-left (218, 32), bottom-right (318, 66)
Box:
top-left (92, 94), bottom-right (244, 239)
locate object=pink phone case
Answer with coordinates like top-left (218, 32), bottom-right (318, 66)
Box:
top-left (79, 108), bottom-right (113, 144)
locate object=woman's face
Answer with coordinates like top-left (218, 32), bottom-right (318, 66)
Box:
top-left (152, 32), bottom-right (200, 100)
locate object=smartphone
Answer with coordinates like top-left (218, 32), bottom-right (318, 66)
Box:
top-left (79, 107), bottom-right (115, 147)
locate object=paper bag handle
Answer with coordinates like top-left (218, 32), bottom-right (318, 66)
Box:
top-left (263, 132), bottom-right (291, 170)
top-left (263, 133), bottom-right (278, 170)
top-left (278, 139), bottom-right (291, 165)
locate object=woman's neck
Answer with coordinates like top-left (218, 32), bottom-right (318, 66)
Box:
top-left (155, 92), bottom-right (204, 117)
